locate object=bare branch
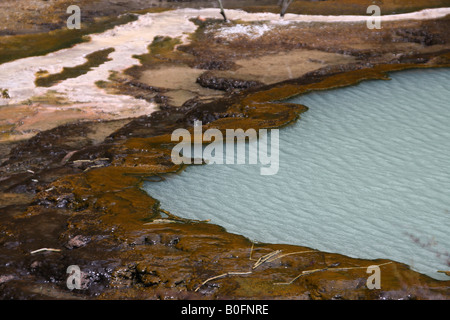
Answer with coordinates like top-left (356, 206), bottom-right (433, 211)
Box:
top-left (217, 0), bottom-right (228, 22)
top-left (280, 0), bottom-right (294, 18)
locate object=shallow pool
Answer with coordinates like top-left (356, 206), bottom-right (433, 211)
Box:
top-left (144, 68), bottom-right (450, 279)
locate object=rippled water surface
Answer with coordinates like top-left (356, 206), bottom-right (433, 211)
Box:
top-left (144, 68), bottom-right (450, 279)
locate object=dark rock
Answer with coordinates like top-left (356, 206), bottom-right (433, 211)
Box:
top-left (65, 235), bottom-right (91, 249)
top-left (196, 71), bottom-right (264, 92)
top-left (395, 29), bottom-right (445, 46)
top-left (193, 60), bottom-right (236, 71)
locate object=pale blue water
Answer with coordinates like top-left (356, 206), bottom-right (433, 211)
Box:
top-left (143, 68), bottom-right (450, 279)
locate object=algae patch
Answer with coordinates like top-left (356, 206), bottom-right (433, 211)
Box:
top-left (35, 48), bottom-right (115, 87)
top-left (28, 90), bottom-right (71, 105)
top-left (127, 36), bottom-right (185, 75)
top-left (0, 14), bottom-right (136, 66)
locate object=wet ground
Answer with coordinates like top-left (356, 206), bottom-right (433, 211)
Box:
top-left (2, 63), bottom-right (450, 299)
top-left (0, 2), bottom-right (449, 299)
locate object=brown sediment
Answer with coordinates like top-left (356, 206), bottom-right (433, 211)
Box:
top-left (1, 5), bottom-right (450, 299)
top-left (2, 10), bottom-right (449, 143)
top-left (1, 55), bottom-right (450, 299)
top-left (104, 15), bottom-right (450, 108)
top-left (0, 100), bottom-right (135, 144)
top-left (196, 49), bottom-right (355, 87)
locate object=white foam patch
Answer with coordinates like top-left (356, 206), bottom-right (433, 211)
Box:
top-left (215, 24), bottom-right (275, 39)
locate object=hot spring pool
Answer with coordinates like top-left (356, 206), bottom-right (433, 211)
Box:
top-left (143, 68), bottom-right (450, 279)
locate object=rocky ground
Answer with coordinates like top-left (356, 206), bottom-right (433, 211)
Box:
top-left (1, 0), bottom-right (449, 35)
top-left (0, 1), bottom-right (449, 299)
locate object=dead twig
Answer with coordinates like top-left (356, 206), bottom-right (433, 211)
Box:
top-left (274, 262), bottom-right (393, 285)
top-left (159, 208), bottom-right (210, 224)
top-left (249, 241), bottom-right (318, 269)
top-left (194, 271), bottom-right (252, 292)
top-left (30, 248), bottom-right (61, 254)
top-left (253, 250), bottom-right (282, 269)
top-left (249, 241), bottom-right (257, 261)
top-left (266, 250), bottom-right (318, 263)
top-left (143, 219), bottom-right (179, 225)
top-left (217, 0), bottom-right (228, 22)
top-left (193, 241), bottom-right (394, 293)
top-left (83, 164), bottom-right (105, 172)
top-left (60, 150), bottom-right (78, 165)
top-left (73, 158), bottom-right (109, 164)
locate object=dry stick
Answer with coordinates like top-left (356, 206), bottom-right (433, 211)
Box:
top-left (217, 0), bottom-right (228, 22)
top-left (143, 219), bottom-right (179, 225)
top-left (195, 242), bottom-right (260, 292)
top-left (160, 209), bottom-right (210, 223)
top-left (73, 158), bottom-right (109, 163)
top-left (30, 248), bottom-right (61, 254)
top-left (60, 150), bottom-right (78, 165)
top-left (194, 242), bottom-right (264, 292)
top-left (274, 268), bottom-right (326, 286)
top-left (196, 243), bottom-right (386, 292)
top-left (194, 271), bottom-right (252, 292)
top-left (274, 261), bottom-right (394, 285)
top-left (249, 241), bottom-right (281, 263)
top-left (280, 0), bottom-right (293, 18)
top-left (253, 250), bottom-right (282, 269)
top-left (249, 241), bottom-right (257, 261)
top-left (83, 164), bottom-right (104, 172)
top-left (266, 250), bottom-right (318, 263)
top-left (250, 242), bottom-right (318, 269)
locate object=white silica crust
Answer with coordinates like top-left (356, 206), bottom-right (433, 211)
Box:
top-left (1, 7), bottom-right (449, 109)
